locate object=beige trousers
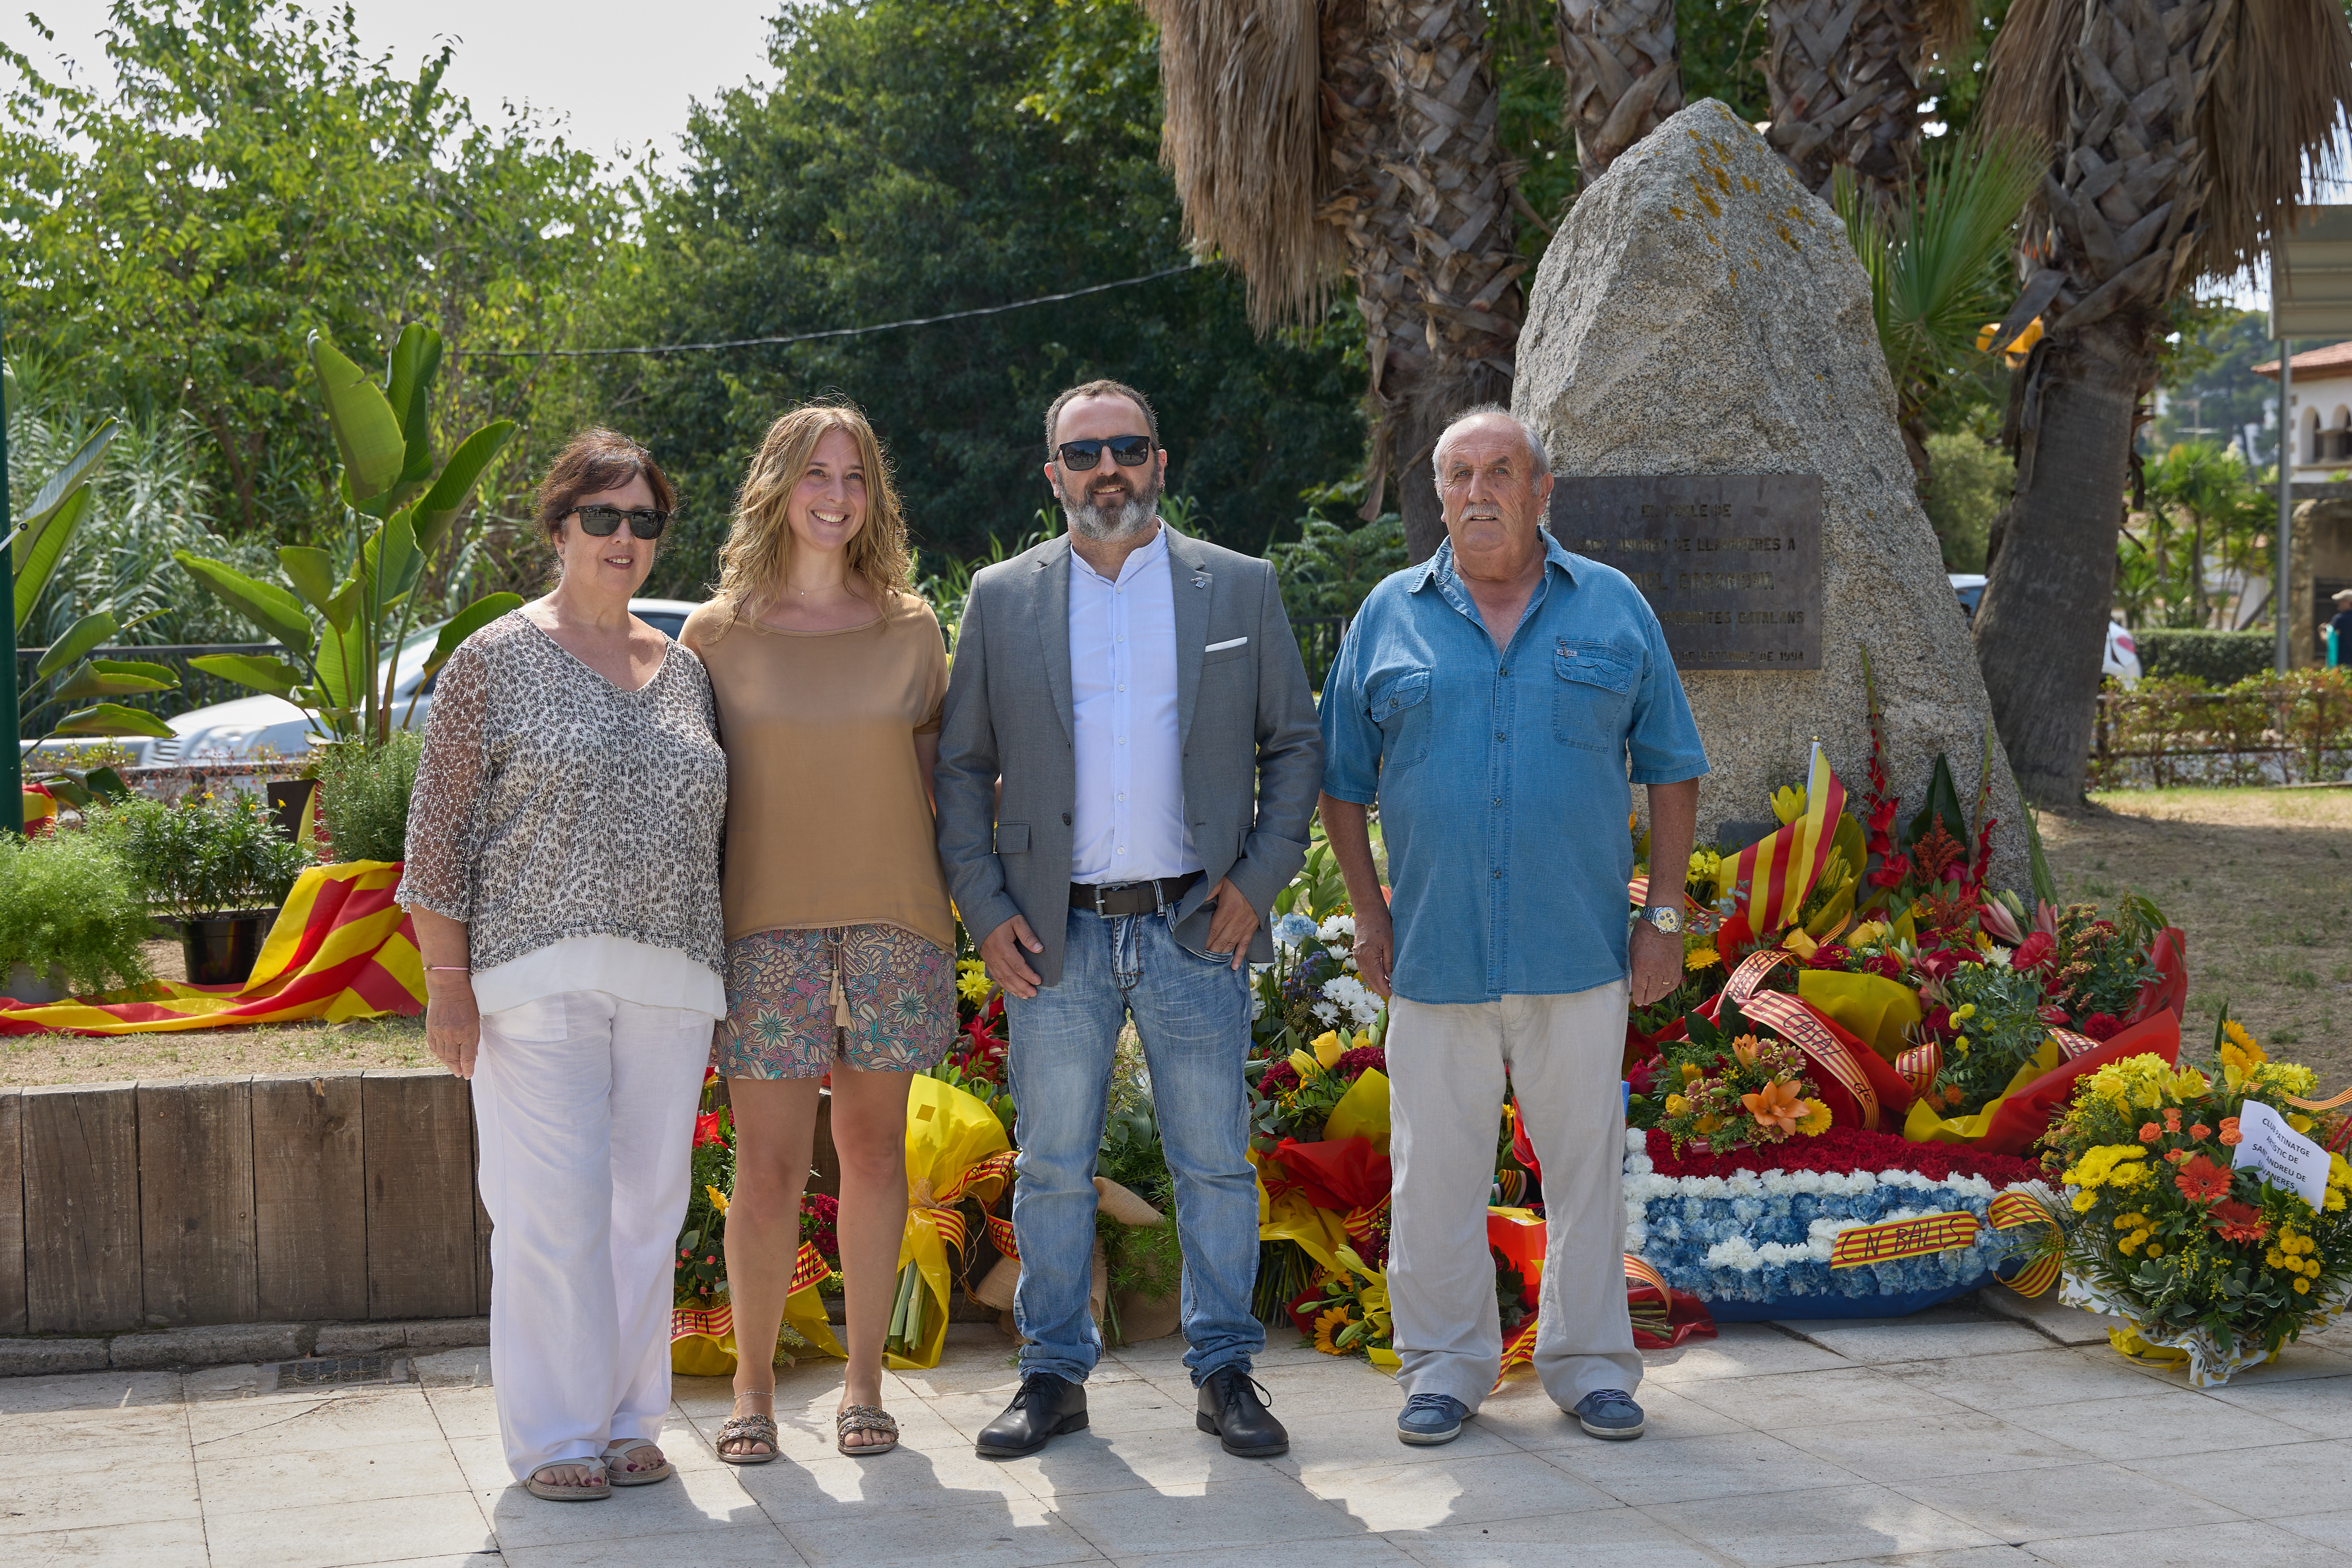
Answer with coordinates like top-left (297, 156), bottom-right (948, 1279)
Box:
top-left (1386, 982), bottom-right (1641, 1410)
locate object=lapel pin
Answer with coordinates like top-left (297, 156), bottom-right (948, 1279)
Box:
top-left (1192, 572), bottom-right (1208, 589)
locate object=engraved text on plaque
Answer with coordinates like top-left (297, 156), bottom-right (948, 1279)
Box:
top-left (1545, 474), bottom-right (1823, 670)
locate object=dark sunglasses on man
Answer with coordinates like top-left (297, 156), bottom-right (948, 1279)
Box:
top-left (1055, 435), bottom-right (1155, 471)
top-left (569, 503), bottom-right (671, 539)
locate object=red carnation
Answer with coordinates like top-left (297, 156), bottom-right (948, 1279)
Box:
top-left (1643, 1127), bottom-right (2041, 1188)
top-left (2174, 1154), bottom-right (2232, 1204)
top-left (2078, 1013), bottom-right (2121, 1043)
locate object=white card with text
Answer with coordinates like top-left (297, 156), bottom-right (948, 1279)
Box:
top-left (2231, 1099), bottom-right (2329, 1212)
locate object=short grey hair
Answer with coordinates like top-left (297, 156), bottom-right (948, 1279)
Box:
top-left (1431, 405), bottom-right (1550, 495)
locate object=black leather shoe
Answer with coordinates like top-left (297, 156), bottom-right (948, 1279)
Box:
top-left (974, 1372), bottom-right (1088, 1458)
top-left (1196, 1365), bottom-right (1287, 1457)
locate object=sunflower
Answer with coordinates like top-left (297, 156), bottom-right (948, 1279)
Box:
top-left (1312, 1304), bottom-right (1354, 1355)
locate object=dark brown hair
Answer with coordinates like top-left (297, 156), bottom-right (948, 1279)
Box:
top-left (1041, 378), bottom-right (1161, 456)
top-left (535, 428), bottom-right (676, 547)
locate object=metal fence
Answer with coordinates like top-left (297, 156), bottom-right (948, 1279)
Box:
top-left (2089, 675), bottom-right (2352, 788)
top-left (14, 642), bottom-right (285, 742)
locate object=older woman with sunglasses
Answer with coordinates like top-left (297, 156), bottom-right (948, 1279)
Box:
top-left (400, 428), bottom-right (728, 1503)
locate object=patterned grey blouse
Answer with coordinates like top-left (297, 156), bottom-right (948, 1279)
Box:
top-left (396, 612), bottom-right (728, 977)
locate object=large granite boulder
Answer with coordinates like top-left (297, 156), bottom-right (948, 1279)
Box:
top-left (1514, 98), bottom-right (2029, 896)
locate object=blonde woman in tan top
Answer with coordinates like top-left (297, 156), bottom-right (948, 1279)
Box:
top-left (681, 403), bottom-right (952, 1462)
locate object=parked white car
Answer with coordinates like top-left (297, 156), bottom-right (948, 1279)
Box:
top-left (116, 598), bottom-right (699, 767)
top-left (1947, 573), bottom-right (2139, 688)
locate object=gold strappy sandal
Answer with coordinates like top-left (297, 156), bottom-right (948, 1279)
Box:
top-left (836, 1404), bottom-right (899, 1457)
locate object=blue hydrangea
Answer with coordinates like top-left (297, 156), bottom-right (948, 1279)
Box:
top-left (1273, 912), bottom-right (1318, 950)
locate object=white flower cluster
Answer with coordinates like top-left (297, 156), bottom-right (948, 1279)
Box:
top-left (1317, 913), bottom-right (1356, 943)
top-left (1321, 974), bottom-right (1384, 1030)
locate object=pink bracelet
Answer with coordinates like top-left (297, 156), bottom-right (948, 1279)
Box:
top-left (424, 966), bottom-right (471, 974)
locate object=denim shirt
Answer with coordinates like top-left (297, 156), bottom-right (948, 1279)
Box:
top-left (1319, 533), bottom-right (1709, 1005)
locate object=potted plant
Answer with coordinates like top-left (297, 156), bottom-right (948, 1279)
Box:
top-left (0, 830), bottom-right (156, 1002)
top-left (95, 793), bottom-right (312, 985)
top-left (309, 732), bottom-right (421, 864)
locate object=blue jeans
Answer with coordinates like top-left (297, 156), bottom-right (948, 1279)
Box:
top-left (1004, 903), bottom-right (1264, 1387)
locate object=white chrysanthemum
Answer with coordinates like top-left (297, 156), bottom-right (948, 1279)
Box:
top-left (1310, 1000), bottom-right (1340, 1025)
top-left (1321, 975), bottom-right (1384, 1029)
top-left (1626, 1129), bottom-right (1648, 1154)
top-left (1316, 913), bottom-right (1356, 943)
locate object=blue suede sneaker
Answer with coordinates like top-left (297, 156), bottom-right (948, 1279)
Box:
top-left (1571, 1388), bottom-right (1644, 1440)
top-left (1396, 1392), bottom-right (1469, 1446)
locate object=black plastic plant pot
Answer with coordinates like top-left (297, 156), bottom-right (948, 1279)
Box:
top-left (179, 910), bottom-right (279, 987)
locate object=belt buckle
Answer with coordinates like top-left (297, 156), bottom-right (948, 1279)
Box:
top-left (1091, 881), bottom-right (1119, 917)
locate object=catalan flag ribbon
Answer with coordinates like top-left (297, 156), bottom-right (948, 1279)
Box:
top-left (1729, 743), bottom-right (1846, 938)
top-left (1828, 1211), bottom-right (1981, 1269)
top-left (0, 860), bottom-right (424, 1035)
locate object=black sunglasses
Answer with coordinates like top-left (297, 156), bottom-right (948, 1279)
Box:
top-left (1055, 436), bottom-right (1155, 471)
top-left (570, 504), bottom-right (670, 539)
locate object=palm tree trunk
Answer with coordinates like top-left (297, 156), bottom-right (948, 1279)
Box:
top-left (1323, 0), bottom-right (1526, 560)
top-left (1555, 0), bottom-right (1683, 183)
top-left (1764, 0), bottom-right (1933, 206)
top-left (1973, 320), bottom-right (2145, 803)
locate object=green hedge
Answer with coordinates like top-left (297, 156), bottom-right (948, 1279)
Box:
top-left (2132, 628), bottom-right (2274, 685)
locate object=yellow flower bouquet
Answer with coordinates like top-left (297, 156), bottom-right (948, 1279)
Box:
top-left (2039, 1021), bottom-right (2352, 1385)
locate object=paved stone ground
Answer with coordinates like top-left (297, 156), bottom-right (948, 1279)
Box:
top-left (7, 1302), bottom-right (2351, 1568)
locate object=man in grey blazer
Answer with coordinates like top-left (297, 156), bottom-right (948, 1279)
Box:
top-left (936, 379), bottom-right (1322, 1461)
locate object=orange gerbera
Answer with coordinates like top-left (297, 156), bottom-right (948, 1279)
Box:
top-left (2174, 1154), bottom-right (2232, 1204)
top-left (2209, 1198), bottom-right (2268, 1244)
top-left (1742, 1080), bottom-right (1805, 1133)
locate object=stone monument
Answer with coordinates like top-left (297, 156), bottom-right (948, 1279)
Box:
top-left (1513, 98), bottom-right (2029, 895)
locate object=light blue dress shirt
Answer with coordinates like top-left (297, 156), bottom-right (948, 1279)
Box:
top-left (1069, 526), bottom-right (1199, 882)
top-left (1319, 532), bottom-right (1709, 1004)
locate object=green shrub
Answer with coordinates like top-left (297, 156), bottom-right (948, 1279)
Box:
top-left (0, 831), bottom-right (156, 995)
top-left (2134, 628), bottom-right (2274, 685)
top-left (313, 733), bottom-right (422, 865)
top-left (95, 793), bottom-right (310, 917)
top-left (1921, 431), bottom-right (2011, 573)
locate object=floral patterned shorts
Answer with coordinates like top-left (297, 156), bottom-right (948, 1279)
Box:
top-left (718, 923), bottom-right (955, 1079)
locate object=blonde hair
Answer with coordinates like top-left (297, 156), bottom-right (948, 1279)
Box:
top-left (716, 402), bottom-right (914, 618)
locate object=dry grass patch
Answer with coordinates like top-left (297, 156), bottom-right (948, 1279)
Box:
top-left (2044, 787), bottom-right (2352, 1095)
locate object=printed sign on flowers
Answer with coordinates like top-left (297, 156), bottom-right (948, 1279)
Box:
top-left (2233, 1099), bottom-right (2330, 1211)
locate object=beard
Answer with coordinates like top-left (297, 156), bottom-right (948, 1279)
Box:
top-left (1059, 465), bottom-right (1161, 542)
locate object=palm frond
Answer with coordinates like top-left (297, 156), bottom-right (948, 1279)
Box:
top-left (1144, 0), bottom-right (1333, 332)
top-left (1835, 126), bottom-right (2047, 425)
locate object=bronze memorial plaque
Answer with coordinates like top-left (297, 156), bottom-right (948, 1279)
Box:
top-left (1545, 473), bottom-right (1823, 671)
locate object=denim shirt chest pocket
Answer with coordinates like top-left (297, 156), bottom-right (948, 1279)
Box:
top-left (1367, 666), bottom-right (1433, 774)
top-left (1553, 639), bottom-right (1636, 751)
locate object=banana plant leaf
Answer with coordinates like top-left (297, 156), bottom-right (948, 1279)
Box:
top-left (174, 552), bottom-right (316, 659)
top-left (14, 486), bottom-right (94, 632)
top-left (308, 332), bottom-right (408, 516)
top-left (52, 702), bottom-right (175, 739)
top-left (53, 659), bottom-right (176, 702)
top-left (187, 652), bottom-right (303, 697)
top-left (359, 510), bottom-right (425, 610)
top-left (2, 417), bottom-right (114, 558)
top-left (276, 546), bottom-right (347, 628)
top-left (33, 610), bottom-right (117, 679)
top-left (382, 322), bottom-right (442, 494)
top-left (411, 421), bottom-right (516, 553)
top-left (314, 613), bottom-right (372, 715)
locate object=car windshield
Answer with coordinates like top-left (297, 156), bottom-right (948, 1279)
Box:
top-left (387, 624), bottom-right (447, 697)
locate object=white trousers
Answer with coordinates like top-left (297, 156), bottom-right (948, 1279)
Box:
top-left (1387, 983), bottom-right (1641, 1410)
top-left (471, 990), bottom-right (711, 1480)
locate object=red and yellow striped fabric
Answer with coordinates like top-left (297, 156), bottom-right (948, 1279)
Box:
top-left (0, 861), bottom-right (424, 1035)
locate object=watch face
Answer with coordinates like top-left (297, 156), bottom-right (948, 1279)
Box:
top-left (1645, 906), bottom-right (1681, 935)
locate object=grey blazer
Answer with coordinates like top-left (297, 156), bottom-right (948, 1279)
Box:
top-left (934, 527), bottom-right (1323, 989)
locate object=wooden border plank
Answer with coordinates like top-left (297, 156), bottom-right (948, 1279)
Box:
top-left (0, 1089), bottom-right (24, 1336)
top-left (137, 1077), bottom-right (256, 1325)
top-left (362, 1069), bottom-right (475, 1320)
top-left (251, 1073), bottom-right (366, 1322)
top-left (470, 1094), bottom-right (491, 1317)
top-left (23, 1082), bottom-right (141, 1333)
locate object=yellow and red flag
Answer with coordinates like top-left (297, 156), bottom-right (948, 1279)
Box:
top-left (1719, 743), bottom-right (1846, 954)
top-left (0, 860), bottom-right (424, 1035)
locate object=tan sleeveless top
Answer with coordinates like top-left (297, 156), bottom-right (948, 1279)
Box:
top-left (681, 591), bottom-right (954, 953)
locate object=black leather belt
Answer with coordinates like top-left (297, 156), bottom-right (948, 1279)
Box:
top-left (1070, 870), bottom-right (1203, 918)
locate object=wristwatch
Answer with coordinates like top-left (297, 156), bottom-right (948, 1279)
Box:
top-left (1638, 905), bottom-right (1682, 935)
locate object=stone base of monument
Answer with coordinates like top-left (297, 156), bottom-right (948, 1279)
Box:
top-left (1514, 99), bottom-right (2028, 890)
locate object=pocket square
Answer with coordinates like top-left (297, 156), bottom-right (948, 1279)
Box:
top-left (1204, 636), bottom-right (1249, 653)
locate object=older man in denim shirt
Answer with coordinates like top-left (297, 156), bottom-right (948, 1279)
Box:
top-left (1318, 407), bottom-right (1707, 1448)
